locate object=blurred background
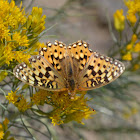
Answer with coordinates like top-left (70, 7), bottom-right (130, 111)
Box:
top-left (21, 0), bottom-right (125, 53)
top-left (1, 0), bottom-right (140, 139)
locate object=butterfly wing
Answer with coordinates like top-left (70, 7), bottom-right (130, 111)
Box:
top-left (13, 40), bottom-right (125, 92)
top-left (67, 40), bottom-right (93, 72)
top-left (78, 52), bottom-right (125, 90)
top-left (66, 40), bottom-right (125, 91)
top-left (39, 40), bottom-right (66, 72)
top-left (13, 55), bottom-right (66, 91)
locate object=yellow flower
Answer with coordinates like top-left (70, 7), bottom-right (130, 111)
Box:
top-left (0, 21), bottom-right (10, 41)
top-left (50, 115), bottom-right (64, 126)
top-left (64, 108), bottom-right (95, 124)
top-left (131, 34), bottom-right (137, 43)
top-left (34, 90), bottom-right (95, 125)
top-left (127, 13), bottom-right (137, 25)
top-left (0, 122), bottom-right (4, 140)
top-left (29, 42), bottom-right (46, 53)
top-left (126, 43), bottom-right (133, 50)
top-left (3, 118), bottom-right (9, 130)
top-left (125, 0), bottom-right (140, 25)
top-left (6, 90), bottom-right (20, 104)
top-left (0, 131), bottom-right (4, 140)
top-left (4, 1), bottom-right (27, 29)
top-left (14, 51), bottom-right (31, 64)
top-left (133, 64), bottom-right (139, 71)
top-left (12, 31), bottom-right (29, 47)
top-left (26, 7), bottom-right (46, 35)
top-left (122, 52), bottom-right (132, 61)
top-left (0, 45), bottom-right (15, 66)
top-left (0, 0), bottom-right (46, 67)
top-left (0, 124), bottom-right (3, 130)
top-left (17, 98), bottom-right (31, 112)
top-left (6, 90), bottom-right (31, 112)
top-left (113, 9), bottom-right (125, 31)
top-left (0, 119), bottom-right (15, 140)
top-left (31, 90), bottom-right (49, 105)
top-left (133, 42), bottom-right (140, 52)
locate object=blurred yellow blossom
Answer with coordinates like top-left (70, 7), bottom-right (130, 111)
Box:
top-left (133, 42), bottom-right (140, 52)
top-left (3, 118), bottom-right (9, 130)
top-left (133, 64), bottom-right (140, 71)
top-left (122, 52), bottom-right (132, 61)
top-left (127, 13), bottom-right (137, 25)
top-left (123, 107), bottom-right (138, 119)
top-left (0, 119), bottom-right (14, 140)
top-left (131, 34), bottom-right (137, 43)
top-left (113, 9), bottom-right (125, 31)
top-left (121, 33), bottom-right (140, 67)
top-left (126, 43), bottom-right (133, 50)
top-left (125, 0), bottom-right (140, 25)
top-left (0, 130), bottom-right (4, 140)
top-left (0, 124), bottom-right (4, 140)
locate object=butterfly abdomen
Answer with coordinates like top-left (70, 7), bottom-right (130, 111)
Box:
top-left (64, 55), bottom-right (77, 93)
top-left (68, 79), bottom-right (75, 91)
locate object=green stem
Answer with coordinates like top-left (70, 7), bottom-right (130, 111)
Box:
top-left (20, 114), bottom-right (36, 140)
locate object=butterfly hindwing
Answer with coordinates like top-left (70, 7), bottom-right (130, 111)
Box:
top-left (78, 52), bottom-right (125, 90)
top-left (13, 55), bottom-right (66, 91)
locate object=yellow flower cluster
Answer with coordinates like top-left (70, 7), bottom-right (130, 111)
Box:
top-left (122, 34), bottom-right (140, 70)
top-left (0, 124), bottom-right (4, 140)
top-left (113, 9), bottom-right (125, 31)
top-left (0, 0), bottom-right (46, 68)
top-left (125, 0), bottom-right (140, 25)
top-left (0, 118), bottom-right (15, 140)
top-left (6, 90), bottom-right (32, 112)
top-left (32, 90), bottom-right (95, 125)
top-left (113, 0), bottom-right (140, 71)
top-left (26, 7), bottom-right (46, 37)
top-left (6, 89), bottom-right (95, 125)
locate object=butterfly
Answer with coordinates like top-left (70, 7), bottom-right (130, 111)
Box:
top-left (13, 40), bottom-right (125, 97)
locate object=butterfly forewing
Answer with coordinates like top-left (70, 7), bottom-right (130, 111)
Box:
top-left (67, 40), bottom-right (93, 71)
top-left (39, 41), bottom-right (66, 72)
top-left (78, 52), bottom-right (125, 90)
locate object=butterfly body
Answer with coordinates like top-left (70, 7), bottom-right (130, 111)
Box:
top-left (14, 40), bottom-right (125, 97)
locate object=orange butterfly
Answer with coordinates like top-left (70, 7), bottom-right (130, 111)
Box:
top-left (14, 40), bottom-right (125, 97)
